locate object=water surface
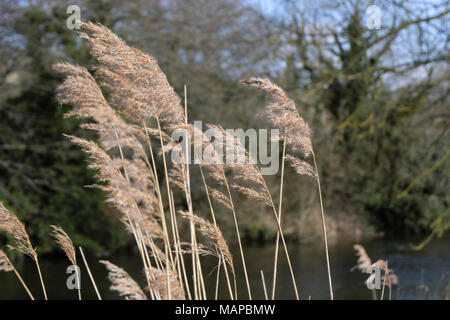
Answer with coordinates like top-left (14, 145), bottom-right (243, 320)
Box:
top-left (1, 237), bottom-right (449, 300)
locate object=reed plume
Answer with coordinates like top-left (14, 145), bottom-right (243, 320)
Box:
top-left (55, 22), bottom-right (203, 300)
top-left (79, 22), bottom-right (185, 128)
top-left (0, 202), bottom-right (47, 299)
top-left (351, 244), bottom-right (372, 272)
top-left (51, 225), bottom-right (81, 299)
top-left (0, 250), bottom-right (13, 272)
top-left (145, 266), bottom-right (185, 300)
top-left (63, 136), bottom-right (162, 240)
top-left (50, 225), bottom-right (76, 265)
top-left (204, 124), bottom-right (299, 299)
top-left (351, 244), bottom-right (399, 300)
top-left (241, 77), bottom-right (333, 300)
top-left (285, 155), bottom-right (317, 179)
top-left (240, 78), bottom-right (312, 157)
top-left (0, 202), bottom-right (37, 261)
top-left (180, 211), bottom-right (233, 271)
top-left (100, 260), bottom-right (147, 300)
top-left (73, 23), bottom-right (202, 299)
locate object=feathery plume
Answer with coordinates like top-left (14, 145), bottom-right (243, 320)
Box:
top-left (53, 62), bottom-right (146, 157)
top-left (207, 187), bottom-right (232, 210)
top-left (0, 202), bottom-right (47, 299)
top-left (54, 62), bottom-right (162, 223)
top-left (180, 212), bottom-right (233, 270)
top-left (100, 260), bottom-right (147, 300)
top-left (0, 202), bottom-right (37, 261)
top-left (240, 77), bottom-right (312, 158)
top-left (50, 225), bottom-right (76, 265)
top-left (65, 136), bottom-right (163, 239)
top-left (0, 250), bottom-right (13, 272)
top-left (351, 244), bottom-right (372, 272)
top-left (145, 266), bottom-right (185, 300)
top-left (352, 246), bottom-right (399, 292)
top-left (285, 155), bottom-right (317, 178)
top-left (178, 242), bottom-right (217, 257)
top-left (79, 22), bottom-right (185, 128)
top-left (204, 124), bottom-right (270, 206)
top-left (242, 77), bottom-right (334, 299)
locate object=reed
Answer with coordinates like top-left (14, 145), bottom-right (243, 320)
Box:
top-left (0, 249), bottom-right (34, 300)
top-left (241, 77), bottom-right (333, 299)
top-left (52, 23), bottom-right (299, 300)
top-left (50, 225), bottom-right (81, 300)
top-left (100, 260), bottom-right (147, 300)
top-left (0, 22), bottom-right (344, 301)
top-left (0, 202), bottom-right (47, 299)
top-left (351, 244), bottom-right (399, 300)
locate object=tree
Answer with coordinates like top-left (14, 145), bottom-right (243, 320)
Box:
top-left (275, 0), bottom-right (449, 234)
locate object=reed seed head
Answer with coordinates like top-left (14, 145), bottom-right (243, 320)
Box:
top-left (0, 202), bottom-right (37, 261)
top-left (50, 225), bottom-right (76, 266)
top-left (0, 250), bottom-right (13, 272)
top-left (100, 260), bottom-right (148, 300)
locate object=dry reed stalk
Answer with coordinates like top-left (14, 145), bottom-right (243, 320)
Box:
top-left (241, 77), bottom-right (333, 299)
top-left (271, 136), bottom-right (286, 299)
top-left (200, 124), bottom-right (254, 299)
top-left (260, 270), bottom-right (269, 300)
top-left (215, 258), bottom-right (221, 300)
top-left (0, 250), bottom-right (35, 300)
top-left (217, 169), bottom-right (251, 299)
top-left (79, 246), bottom-right (102, 300)
top-left (169, 190), bottom-right (192, 299)
top-left (164, 134), bottom-right (207, 300)
top-left (170, 87), bottom-right (237, 299)
top-left (0, 202), bottom-right (47, 299)
top-left (50, 225), bottom-right (81, 300)
top-left (100, 260), bottom-right (147, 300)
top-left (198, 169), bottom-right (235, 300)
top-left (142, 123), bottom-right (184, 295)
top-left (205, 124), bottom-right (299, 299)
top-left (127, 220), bottom-right (154, 292)
top-left (165, 112), bottom-right (237, 299)
top-left (156, 122), bottom-right (189, 299)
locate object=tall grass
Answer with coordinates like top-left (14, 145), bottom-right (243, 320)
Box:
top-left (0, 22), bottom-right (335, 300)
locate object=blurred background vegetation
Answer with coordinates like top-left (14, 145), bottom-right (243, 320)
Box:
top-left (0, 0), bottom-right (448, 254)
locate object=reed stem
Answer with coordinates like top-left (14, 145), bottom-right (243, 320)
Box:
top-left (312, 150), bottom-right (334, 300)
top-left (10, 262), bottom-right (35, 300)
top-left (79, 247), bottom-right (102, 300)
top-left (271, 137), bottom-right (286, 299)
top-left (34, 259), bottom-right (47, 300)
